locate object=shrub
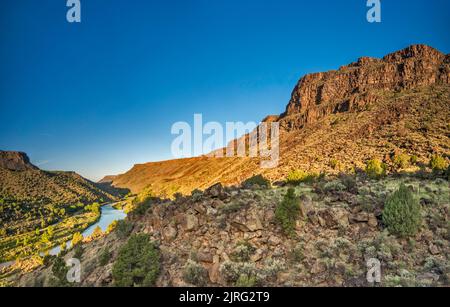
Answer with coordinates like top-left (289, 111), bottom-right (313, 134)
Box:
top-left (286, 170), bottom-right (318, 185)
top-left (219, 261), bottom-right (257, 284)
top-left (339, 173), bottom-right (357, 193)
top-left (275, 188), bottom-right (300, 235)
top-left (73, 244), bottom-right (84, 260)
top-left (51, 256), bottom-right (68, 286)
top-left (112, 234), bottom-right (160, 287)
top-left (182, 259), bottom-right (208, 286)
top-left (242, 175), bottom-right (270, 189)
top-left (365, 159), bottom-right (387, 179)
top-left (230, 241), bottom-right (256, 262)
top-left (115, 220), bottom-right (133, 239)
top-left (430, 155), bottom-right (448, 173)
top-left (99, 248), bottom-right (111, 266)
top-left (382, 184), bottom-right (421, 237)
top-left (410, 155), bottom-right (419, 165)
top-left (235, 274), bottom-right (257, 287)
top-left (393, 154), bottom-right (410, 169)
top-left (446, 165), bottom-right (450, 181)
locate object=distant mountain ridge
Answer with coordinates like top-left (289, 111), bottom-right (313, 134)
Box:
top-left (0, 151), bottom-right (124, 205)
top-left (102, 44), bottom-right (450, 196)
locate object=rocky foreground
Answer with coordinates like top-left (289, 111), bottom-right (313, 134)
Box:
top-left (13, 173), bottom-right (449, 287)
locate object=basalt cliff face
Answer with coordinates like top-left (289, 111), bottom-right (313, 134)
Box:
top-left (0, 151), bottom-right (38, 171)
top-left (280, 44), bottom-right (449, 130)
top-left (103, 45), bottom-right (450, 195)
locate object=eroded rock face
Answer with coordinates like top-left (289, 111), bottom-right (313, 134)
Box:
top-left (280, 45), bottom-right (449, 130)
top-left (0, 151), bottom-right (38, 171)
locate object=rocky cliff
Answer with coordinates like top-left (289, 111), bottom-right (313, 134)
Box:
top-left (280, 44), bottom-right (449, 130)
top-left (0, 151), bottom-right (38, 171)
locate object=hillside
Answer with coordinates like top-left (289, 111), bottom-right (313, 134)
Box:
top-left (103, 44), bottom-right (450, 196)
top-left (0, 151), bottom-right (127, 262)
top-left (0, 152), bottom-right (122, 206)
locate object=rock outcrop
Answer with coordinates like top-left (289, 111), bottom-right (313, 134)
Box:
top-left (280, 45), bottom-right (449, 130)
top-left (0, 151), bottom-right (38, 171)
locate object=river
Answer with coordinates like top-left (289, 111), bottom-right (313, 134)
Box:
top-left (0, 204), bottom-right (127, 270)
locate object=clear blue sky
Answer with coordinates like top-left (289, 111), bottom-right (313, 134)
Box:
top-left (1, 0), bottom-right (449, 181)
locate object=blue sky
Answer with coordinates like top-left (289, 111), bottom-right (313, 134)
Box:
top-left (1, 0), bottom-right (449, 181)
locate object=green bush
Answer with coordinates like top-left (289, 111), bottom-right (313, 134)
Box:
top-left (242, 175), bottom-right (270, 189)
top-left (382, 184), bottom-right (421, 237)
top-left (235, 274), bottom-right (257, 287)
top-left (410, 155), bottom-right (419, 165)
top-left (286, 170), bottom-right (318, 185)
top-left (115, 220), bottom-right (133, 239)
top-left (365, 159), bottom-right (387, 179)
top-left (430, 155), bottom-right (448, 173)
top-left (182, 259), bottom-right (208, 286)
top-left (112, 234), bottom-right (160, 287)
top-left (73, 244), bottom-right (84, 260)
top-left (52, 256), bottom-right (68, 281)
top-left (275, 188), bottom-right (300, 235)
top-left (99, 248), bottom-right (111, 266)
top-left (446, 165), bottom-right (450, 181)
top-left (393, 154), bottom-right (410, 169)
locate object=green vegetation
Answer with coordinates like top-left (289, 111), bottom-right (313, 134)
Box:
top-left (71, 232), bottom-right (83, 246)
top-left (242, 175), bottom-right (270, 188)
top-left (235, 274), bottom-right (257, 287)
top-left (286, 170), bottom-right (318, 185)
top-left (275, 188), bottom-right (300, 235)
top-left (383, 184), bottom-right (421, 237)
top-left (182, 259), bottom-right (208, 286)
top-left (430, 154), bottom-right (448, 173)
top-left (51, 256), bottom-right (69, 287)
top-left (112, 234), bottom-right (160, 287)
top-left (230, 241), bottom-right (256, 262)
top-left (99, 247), bottom-right (112, 266)
top-left (365, 159), bottom-right (387, 179)
top-left (115, 220), bottom-right (133, 239)
top-left (393, 153), bottom-right (410, 169)
top-left (84, 203), bottom-right (101, 214)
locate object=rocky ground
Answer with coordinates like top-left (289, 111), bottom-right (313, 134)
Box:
top-left (10, 173), bottom-right (449, 287)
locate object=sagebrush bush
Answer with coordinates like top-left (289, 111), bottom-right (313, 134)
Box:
top-left (242, 175), bottom-right (270, 189)
top-left (430, 155), bottom-right (448, 173)
top-left (112, 234), bottom-right (160, 287)
top-left (230, 241), bottom-right (256, 262)
top-left (182, 259), bottom-right (208, 286)
top-left (382, 184), bottom-right (421, 237)
top-left (275, 188), bottom-right (300, 235)
top-left (286, 170), bottom-right (318, 185)
top-left (365, 159), bottom-right (387, 179)
top-left (338, 173), bottom-right (357, 193)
